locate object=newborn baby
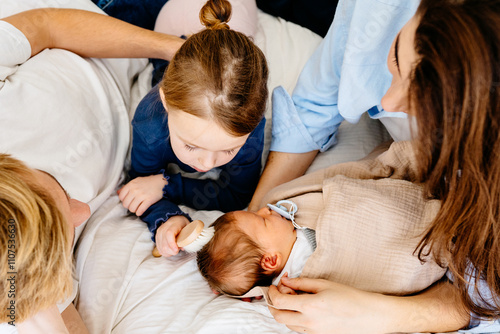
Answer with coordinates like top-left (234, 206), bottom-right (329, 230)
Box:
top-left (196, 204), bottom-right (315, 295)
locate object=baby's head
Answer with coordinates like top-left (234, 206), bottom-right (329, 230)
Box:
top-left (159, 0), bottom-right (269, 172)
top-left (197, 207), bottom-right (296, 295)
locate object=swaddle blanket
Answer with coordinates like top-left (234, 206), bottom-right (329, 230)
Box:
top-left (255, 141), bottom-right (447, 299)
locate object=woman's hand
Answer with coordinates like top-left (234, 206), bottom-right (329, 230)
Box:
top-left (268, 276), bottom-right (469, 334)
top-left (276, 273), bottom-right (297, 295)
top-left (154, 215), bottom-right (190, 257)
top-left (268, 276), bottom-right (389, 334)
top-left (117, 174), bottom-right (167, 216)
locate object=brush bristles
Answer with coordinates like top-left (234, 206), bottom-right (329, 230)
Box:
top-left (183, 226), bottom-right (215, 253)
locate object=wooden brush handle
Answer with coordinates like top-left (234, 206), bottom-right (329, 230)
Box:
top-left (152, 220), bottom-right (205, 257)
top-left (152, 247), bottom-right (161, 257)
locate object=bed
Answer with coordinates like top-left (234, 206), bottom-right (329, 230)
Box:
top-left (69, 8), bottom-right (401, 334)
top-left (0, 0), bottom-right (461, 332)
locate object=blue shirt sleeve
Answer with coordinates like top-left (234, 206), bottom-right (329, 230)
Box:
top-left (140, 197), bottom-right (191, 241)
top-left (271, 0), bottom-right (418, 154)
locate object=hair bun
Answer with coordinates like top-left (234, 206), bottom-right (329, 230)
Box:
top-left (199, 0), bottom-right (232, 30)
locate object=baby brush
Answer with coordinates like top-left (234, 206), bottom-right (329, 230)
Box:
top-left (152, 220), bottom-right (214, 257)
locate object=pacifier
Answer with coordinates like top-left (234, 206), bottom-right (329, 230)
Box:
top-left (267, 200), bottom-right (303, 229)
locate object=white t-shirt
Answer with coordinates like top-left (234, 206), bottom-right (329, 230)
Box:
top-left (0, 0), bottom-right (148, 328)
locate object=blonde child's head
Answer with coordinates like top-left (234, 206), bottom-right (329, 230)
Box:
top-left (0, 154), bottom-right (73, 323)
top-left (197, 208), bottom-right (296, 295)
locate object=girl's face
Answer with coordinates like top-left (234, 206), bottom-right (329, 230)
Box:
top-left (381, 15), bottom-right (419, 114)
top-left (166, 108), bottom-right (249, 172)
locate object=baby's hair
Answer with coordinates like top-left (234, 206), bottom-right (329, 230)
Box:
top-left (161, 0), bottom-right (269, 137)
top-left (197, 212), bottom-right (276, 295)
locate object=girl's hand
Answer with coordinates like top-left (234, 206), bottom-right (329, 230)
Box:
top-left (268, 276), bottom-right (389, 334)
top-left (117, 174), bottom-right (167, 216)
top-left (155, 215), bottom-right (190, 257)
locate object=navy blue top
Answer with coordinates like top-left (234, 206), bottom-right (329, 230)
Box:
top-left (130, 86), bottom-right (265, 239)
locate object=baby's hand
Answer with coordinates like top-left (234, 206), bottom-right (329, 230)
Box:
top-left (117, 174), bottom-right (167, 216)
top-left (155, 215), bottom-right (190, 257)
top-left (277, 273), bottom-right (297, 295)
top-left (241, 295), bottom-right (263, 303)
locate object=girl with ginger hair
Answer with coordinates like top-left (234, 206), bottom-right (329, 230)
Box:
top-left (267, 0), bottom-right (500, 333)
top-left (117, 0), bottom-right (269, 258)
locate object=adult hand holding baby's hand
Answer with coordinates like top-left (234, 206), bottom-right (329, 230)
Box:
top-left (269, 276), bottom-right (389, 334)
top-left (276, 273), bottom-right (297, 295)
top-left (117, 174), bottom-right (167, 216)
top-left (155, 215), bottom-right (190, 257)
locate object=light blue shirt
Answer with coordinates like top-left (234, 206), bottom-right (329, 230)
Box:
top-left (447, 269), bottom-right (500, 333)
top-left (271, 0), bottom-right (419, 153)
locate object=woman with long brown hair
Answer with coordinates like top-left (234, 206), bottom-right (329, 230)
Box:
top-left (268, 0), bottom-right (500, 332)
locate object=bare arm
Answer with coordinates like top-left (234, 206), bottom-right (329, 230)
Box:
top-left (388, 279), bottom-right (469, 333)
top-left (17, 303), bottom-right (88, 334)
top-left (17, 305), bottom-right (69, 334)
top-left (1, 8), bottom-right (183, 60)
top-left (269, 276), bottom-right (469, 334)
top-left (248, 150), bottom-right (318, 211)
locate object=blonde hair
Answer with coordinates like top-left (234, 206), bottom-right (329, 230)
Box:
top-left (161, 0), bottom-right (268, 136)
top-left (0, 154), bottom-right (72, 323)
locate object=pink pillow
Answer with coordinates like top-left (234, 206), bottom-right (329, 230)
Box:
top-left (154, 0), bottom-right (258, 38)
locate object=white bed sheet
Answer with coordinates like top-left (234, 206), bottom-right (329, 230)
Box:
top-left (72, 11), bottom-right (403, 334)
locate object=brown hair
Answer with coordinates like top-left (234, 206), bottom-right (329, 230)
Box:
top-left (196, 212), bottom-right (276, 295)
top-left (161, 0), bottom-right (268, 137)
top-left (410, 0), bottom-right (500, 319)
top-left (0, 154), bottom-right (72, 323)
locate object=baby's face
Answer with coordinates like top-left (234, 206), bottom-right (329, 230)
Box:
top-left (233, 208), bottom-right (297, 255)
